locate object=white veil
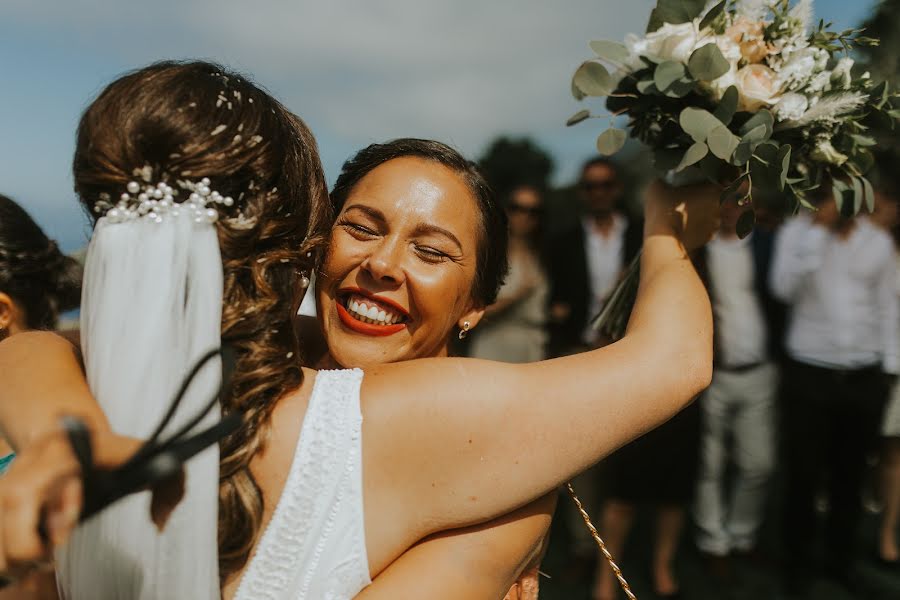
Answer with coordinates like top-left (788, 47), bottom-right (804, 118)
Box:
top-left (56, 200), bottom-right (223, 599)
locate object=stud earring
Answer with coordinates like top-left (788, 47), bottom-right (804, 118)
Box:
top-left (458, 321), bottom-right (471, 340)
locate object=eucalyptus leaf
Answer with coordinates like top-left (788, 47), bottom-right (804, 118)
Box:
top-left (680, 107), bottom-right (722, 143)
top-left (655, 61), bottom-right (686, 92)
top-left (707, 125), bottom-right (740, 160)
top-left (637, 79), bottom-right (658, 94)
top-left (597, 128), bottom-right (628, 156)
top-left (571, 78), bottom-right (586, 101)
top-left (566, 109), bottom-right (591, 127)
top-left (573, 61), bottom-right (614, 97)
top-left (851, 176), bottom-right (864, 214)
top-left (676, 142), bottom-right (709, 172)
top-left (862, 177), bottom-right (875, 213)
top-left (733, 141), bottom-right (754, 166)
top-left (741, 124), bottom-right (769, 146)
top-left (777, 144), bottom-right (792, 191)
top-left (736, 209), bottom-right (755, 239)
top-left (699, 0), bottom-right (726, 30)
top-left (739, 110), bottom-right (774, 139)
top-left (688, 43), bottom-right (730, 82)
top-left (647, 0), bottom-right (708, 31)
top-left (713, 86), bottom-right (739, 126)
top-left (665, 77), bottom-right (696, 98)
top-left (832, 180), bottom-right (848, 215)
top-left (590, 40), bottom-right (631, 65)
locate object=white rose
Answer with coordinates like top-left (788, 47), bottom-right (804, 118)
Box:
top-left (643, 22), bottom-right (700, 63)
top-left (773, 92), bottom-right (809, 121)
top-left (735, 64), bottom-right (781, 110)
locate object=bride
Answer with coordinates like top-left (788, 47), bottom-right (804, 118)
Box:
top-left (0, 61), bottom-right (716, 599)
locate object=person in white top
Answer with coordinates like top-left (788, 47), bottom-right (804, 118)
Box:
top-left (692, 198), bottom-right (784, 579)
top-left (770, 189), bottom-right (899, 592)
top-left (0, 61), bottom-right (717, 599)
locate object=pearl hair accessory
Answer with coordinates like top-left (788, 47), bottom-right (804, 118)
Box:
top-left (93, 176), bottom-right (235, 225)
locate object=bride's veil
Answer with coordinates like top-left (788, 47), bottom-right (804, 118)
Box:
top-left (55, 205), bottom-right (223, 599)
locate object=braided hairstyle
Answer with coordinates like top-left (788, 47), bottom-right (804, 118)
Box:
top-left (72, 61), bottom-right (332, 582)
top-left (0, 195), bottom-right (82, 331)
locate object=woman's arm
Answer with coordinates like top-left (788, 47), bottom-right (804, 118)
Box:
top-left (362, 182), bottom-right (716, 572)
top-left (354, 493), bottom-right (555, 600)
top-left (0, 332), bottom-right (109, 451)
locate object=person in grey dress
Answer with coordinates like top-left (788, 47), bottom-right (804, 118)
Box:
top-left (469, 185), bottom-right (548, 363)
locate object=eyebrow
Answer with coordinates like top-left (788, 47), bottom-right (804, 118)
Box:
top-left (342, 203), bottom-right (464, 252)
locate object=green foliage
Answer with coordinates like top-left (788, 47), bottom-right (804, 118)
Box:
top-left (698, 0), bottom-right (726, 31)
top-left (676, 141), bottom-right (709, 172)
top-left (590, 41), bottom-right (631, 65)
top-left (655, 61), bottom-right (687, 92)
top-left (597, 128), bottom-right (628, 155)
top-left (647, 0), bottom-right (708, 32)
top-left (688, 44), bottom-right (730, 81)
top-left (707, 125), bottom-right (740, 160)
top-left (573, 61), bottom-right (614, 97)
top-left (713, 86), bottom-right (739, 126)
top-left (566, 109), bottom-right (591, 127)
top-left (679, 107), bottom-right (722, 143)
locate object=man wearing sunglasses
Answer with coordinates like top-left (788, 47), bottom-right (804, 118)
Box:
top-left (546, 157), bottom-right (641, 358)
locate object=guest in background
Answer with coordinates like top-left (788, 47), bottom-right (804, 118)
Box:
top-left (870, 186), bottom-right (900, 568)
top-left (469, 185), bottom-right (548, 362)
top-left (546, 157), bottom-right (641, 357)
top-left (770, 187), bottom-right (898, 593)
top-left (0, 193), bottom-right (81, 599)
top-left (692, 197), bottom-right (785, 580)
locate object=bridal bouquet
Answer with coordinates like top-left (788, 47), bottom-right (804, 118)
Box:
top-left (568, 0), bottom-right (899, 338)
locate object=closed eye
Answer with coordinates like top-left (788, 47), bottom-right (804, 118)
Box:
top-left (415, 245), bottom-right (453, 263)
top-left (337, 219), bottom-right (379, 239)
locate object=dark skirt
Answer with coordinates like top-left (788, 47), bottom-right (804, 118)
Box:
top-left (603, 400), bottom-right (701, 505)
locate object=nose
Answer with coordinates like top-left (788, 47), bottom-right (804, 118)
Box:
top-left (361, 237), bottom-right (406, 286)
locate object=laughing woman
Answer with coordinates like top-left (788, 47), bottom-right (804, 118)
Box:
top-left (0, 61), bottom-right (715, 600)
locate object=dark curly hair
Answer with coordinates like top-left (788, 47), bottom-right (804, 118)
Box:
top-left (73, 60), bottom-right (332, 582)
top-left (330, 138), bottom-right (509, 306)
top-left (0, 194), bottom-right (81, 331)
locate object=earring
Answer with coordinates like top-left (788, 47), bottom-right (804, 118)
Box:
top-left (299, 271), bottom-right (310, 289)
top-left (458, 321), bottom-right (471, 340)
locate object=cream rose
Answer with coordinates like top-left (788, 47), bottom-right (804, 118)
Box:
top-left (735, 64), bottom-right (781, 111)
top-left (726, 16), bottom-right (765, 45)
top-left (641, 22), bottom-right (700, 63)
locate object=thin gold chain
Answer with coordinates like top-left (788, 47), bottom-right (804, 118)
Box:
top-left (566, 483), bottom-right (637, 600)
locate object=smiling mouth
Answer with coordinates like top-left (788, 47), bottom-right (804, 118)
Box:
top-left (336, 290), bottom-right (409, 336)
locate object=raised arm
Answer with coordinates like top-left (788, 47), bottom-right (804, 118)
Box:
top-left (361, 181), bottom-right (716, 572)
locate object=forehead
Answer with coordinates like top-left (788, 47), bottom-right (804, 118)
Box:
top-left (344, 157), bottom-right (481, 244)
top-left (582, 163), bottom-right (617, 181)
top-left (511, 187), bottom-right (541, 206)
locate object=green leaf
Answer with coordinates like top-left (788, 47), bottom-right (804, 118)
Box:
top-left (777, 144), bottom-right (792, 191)
top-left (832, 180), bottom-right (848, 215)
top-left (676, 142), bottom-right (709, 172)
top-left (664, 77), bottom-right (696, 98)
top-left (679, 107), bottom-right (722, 143)
top-left (571, 78), bottom-right (586, 101)
top-left (733, 141), bottom-right (754, 166)
top-left (566, 109), bottom-right (591, 127)
top-left (707, 125), bottom-right (740, 160)
top-left (654, 61), bottom-right (687, 92)
top-left (590, 40), bottom-right (631, 65)
top-left (597, 128), bottom-right (628, 156)
top-left (647, 0), bottom-right (708, 31)
top-left (862, 177), bottom-right (875, 213)
top-left (636, 79), bottom-right (658, 94)
top-left (739, 110), bottom-right (775, 139)
top-left (851, 176), bottom-right (864, 214)
top-left (699, 0), bottom-right (726, 30)
top-left (720, 173), bottom-right (750, 203)
top-left (688, 43), bottom-right (730, 81)
top-left (573, 61), bottom-right (614, 97)
top-left (736, 209), bottom-right (756, 239)
top-left (713, 86), bottom-right (739, 126)
top-left (850, 134), bottom-right (877, 147)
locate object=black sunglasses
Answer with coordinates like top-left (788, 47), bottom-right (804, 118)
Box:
top-left (508, 203), bottom-right (543, 216)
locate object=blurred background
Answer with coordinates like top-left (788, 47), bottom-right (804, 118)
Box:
top-left (3, 1), bottom-right (900, 599)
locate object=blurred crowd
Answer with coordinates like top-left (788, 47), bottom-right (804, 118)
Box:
top-left (460, 156), bottom-right (900, 599)
top-left (4, 151), bottom-right (900, 599)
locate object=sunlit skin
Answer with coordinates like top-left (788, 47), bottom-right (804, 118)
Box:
top-left (316, 157), bottom-right (486, 368)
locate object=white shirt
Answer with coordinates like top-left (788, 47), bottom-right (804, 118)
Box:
top-left (770, 214), bottom-right (899, 374)
top-left (582, 213), bottom-right (626, 344)
top-left (707, 234), bottom-right (768, 367)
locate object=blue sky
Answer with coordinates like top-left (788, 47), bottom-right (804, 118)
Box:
top-left (0, 0), bottom-right (880, 252)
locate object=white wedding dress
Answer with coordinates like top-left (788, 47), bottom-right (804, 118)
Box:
top-left (234, 369), bottom-right (372, 599)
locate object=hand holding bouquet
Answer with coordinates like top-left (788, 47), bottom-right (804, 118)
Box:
top-left (569, 0), bottom-right (899, 339)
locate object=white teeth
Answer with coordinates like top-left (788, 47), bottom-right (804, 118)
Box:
top-left (366, 305), bottom-right (379, 320)
top-left (344, 293), bottom-right (405, 326)
top-left (377, 309), bottom-right (387, 322)
top-left (350, 300), bottom-right (360, 313)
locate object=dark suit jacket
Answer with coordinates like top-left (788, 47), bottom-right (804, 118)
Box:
top-left (546, 215), bottom-right (642, 357)
top-left (693, 228), bottom-right (787, 365)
